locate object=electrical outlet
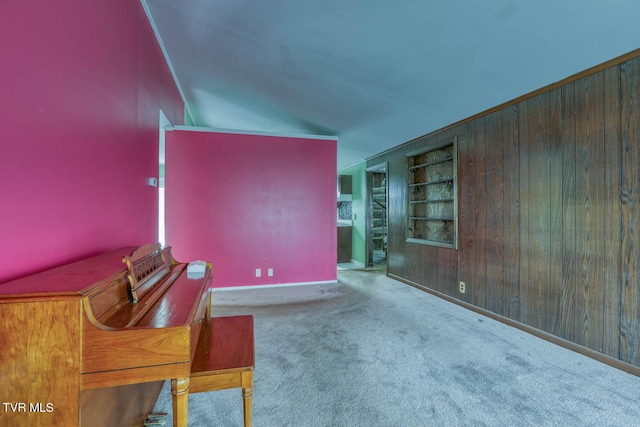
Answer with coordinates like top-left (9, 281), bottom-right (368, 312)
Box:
top-left (459, 281), bottom-right (466, 294)
top-left (256, 269), bottom-right (261, 277)
top-left (268, 268), bottom-right (273, 277)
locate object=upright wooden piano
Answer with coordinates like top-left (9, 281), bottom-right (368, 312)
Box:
top-left (0, 244), bottom-right (252, 427)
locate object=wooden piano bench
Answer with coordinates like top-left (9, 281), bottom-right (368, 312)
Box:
top-left (188, 315), bottom-right (255, 427)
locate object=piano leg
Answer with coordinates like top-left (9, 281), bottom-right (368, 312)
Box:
top-left (171, 377), bottom-right (190, 427)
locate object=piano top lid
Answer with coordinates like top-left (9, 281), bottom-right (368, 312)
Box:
top-left (0, 247), bottom-right (139, 297)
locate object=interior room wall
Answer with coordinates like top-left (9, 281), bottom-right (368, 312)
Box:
top-left (165, 129), bottom-right (337, 288)
top-left (0, 0), bottom-right (183, 284)
top-left (338, 162), bottom-right (367, 265)
top-left (367, 50), bottom-right (640, 369)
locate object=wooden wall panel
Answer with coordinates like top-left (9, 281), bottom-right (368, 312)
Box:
top-left (620, 58), bottom-right (640, 364)
top-left (519, 92), bottom-right (552, 331)
top-left (548, 87), bottom-right (564, 336)
top-left (403, 239), bottom-right (423, 283)
top-left (419, 245), bottom-right (439, 290)
top-left (502, 105), bottom-right (521, 321)
top-left (574, 72), bottom-right (605, 351)
top-left (367, 51), bottom-right (640, 368)
top-left (517, 98), bottom-right (531, 327)
top-left (484, 110), bottom-right (506, 315)
top-left (437, 246), bottom-right (457, 297)
top-left (457, 121), bottom-right (475, 304)
top-left (557, 81), bottom-right (577, 342)
top-left (602, 65), bottom-right (622, 358)
top-left (437, 126), bottom-right (465, 297)
top-left (471, 117), bottom-right (488, 309)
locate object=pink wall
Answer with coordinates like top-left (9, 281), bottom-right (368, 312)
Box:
top-left (0, 0), bottom-right (183, 284)
top-left (165, 130), bottom-right (337, 288)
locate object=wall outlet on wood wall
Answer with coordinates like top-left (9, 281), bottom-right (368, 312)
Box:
top-left (459, 281), bottom-right (466, 294)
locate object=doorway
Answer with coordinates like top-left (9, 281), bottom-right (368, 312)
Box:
top-left (158, 110), bottom-right (171, 246)
top-left (366, 163), bottom-right (388, 270)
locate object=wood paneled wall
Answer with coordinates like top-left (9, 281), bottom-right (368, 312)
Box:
top-left (368, 53), bottom-right (640, 368)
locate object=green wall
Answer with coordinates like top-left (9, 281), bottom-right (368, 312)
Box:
top-left (338, 161), bottom-right (366, 265)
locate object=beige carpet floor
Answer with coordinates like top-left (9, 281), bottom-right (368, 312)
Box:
top-left (153, 269), bottom-right (640, 426)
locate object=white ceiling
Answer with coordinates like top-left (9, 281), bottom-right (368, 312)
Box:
top-left (143, 0), bottom-right (640, 170)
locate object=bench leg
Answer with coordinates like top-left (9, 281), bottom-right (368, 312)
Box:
top-left (171, 377), bottom-right (190, 427)
top-left (242, 371), bottom-right (253, 427)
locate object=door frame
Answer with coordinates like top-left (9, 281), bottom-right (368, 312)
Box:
top-left (365, 162), bottom-right (388, 268)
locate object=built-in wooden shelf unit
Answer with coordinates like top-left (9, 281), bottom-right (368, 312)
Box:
top-left (406, 137), bottom-right (457, 248)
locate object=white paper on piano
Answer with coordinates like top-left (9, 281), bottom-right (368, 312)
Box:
top-left (187, 260), bottom-right (206, 279)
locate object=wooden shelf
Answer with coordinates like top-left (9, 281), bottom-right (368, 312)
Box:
top-left (408, 156), bottom-right (454, 171)
top-left (409, 198), bottom-right (454, 204)
top-left (408, 178), bottom-right (453, 187)
top-left (409, 217), bottom-right (454, 221)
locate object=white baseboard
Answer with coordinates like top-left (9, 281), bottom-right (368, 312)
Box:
top-left (212, 280), bottom-right (338, 291)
